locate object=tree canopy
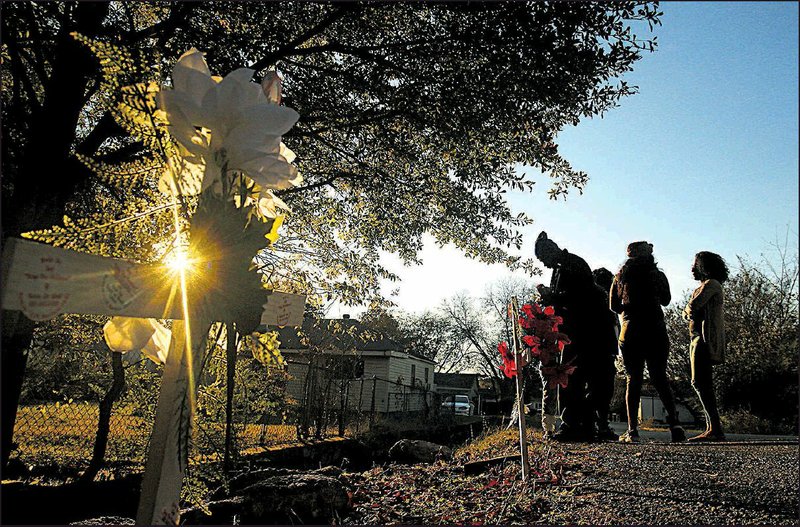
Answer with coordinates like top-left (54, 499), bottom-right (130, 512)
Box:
top-left (2, 1), bottom-right (662, 307)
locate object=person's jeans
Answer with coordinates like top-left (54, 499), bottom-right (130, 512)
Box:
top-left (621, 339), bottom-right (680, 430)
top-left (588, 354), bottom-right (616, 430)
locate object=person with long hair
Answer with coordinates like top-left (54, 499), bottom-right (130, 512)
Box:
top-left (683, 251), bottom-right (729, 441)
top-left (610, 241), bottom-right (686, 443)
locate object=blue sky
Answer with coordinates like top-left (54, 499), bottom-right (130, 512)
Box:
top-left (331, 1), bottom-right (799, 317)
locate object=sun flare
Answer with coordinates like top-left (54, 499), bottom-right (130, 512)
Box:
top-left (165, 249), bottom-right (192, 273)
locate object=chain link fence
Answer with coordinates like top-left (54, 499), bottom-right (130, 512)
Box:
top-left (9, 344), bottom-right (443, 484)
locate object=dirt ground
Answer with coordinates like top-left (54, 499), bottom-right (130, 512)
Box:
top-left (345, 428), bottom-right (799, 525)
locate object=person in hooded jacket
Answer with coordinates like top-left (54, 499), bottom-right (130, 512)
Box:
top-left (534, 231), bottom-right (596, 441)
top-left (610, 241), bottom-right (686, 443)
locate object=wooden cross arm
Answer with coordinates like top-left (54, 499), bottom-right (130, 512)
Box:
top-left (1, 238), bottom-right (304, 326)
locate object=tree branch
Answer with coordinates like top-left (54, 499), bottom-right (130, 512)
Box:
top-left (276, 171), bottom-right (362, 197)
top-left (249, 5), bottom-right (357, 72)
top-left (123, 3), bottom-right (197, 43)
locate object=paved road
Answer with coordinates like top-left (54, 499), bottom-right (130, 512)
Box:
top-left (539, 427), bottom-right (800, 525)
top-left (608, 421), bottom-right (799, 443)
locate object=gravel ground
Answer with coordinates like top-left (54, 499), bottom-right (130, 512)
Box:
top-left (541, 441), bottom-right (800, 525)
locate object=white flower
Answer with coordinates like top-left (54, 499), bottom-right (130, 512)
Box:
top-left (157, 48), bottom-right (301, 196)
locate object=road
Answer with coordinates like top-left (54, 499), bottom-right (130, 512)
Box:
top-left (540, 425), bottom-right (800, 525)
top-left (608, 421), bottom-right (799, 443)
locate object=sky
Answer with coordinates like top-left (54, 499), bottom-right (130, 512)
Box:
top-left (329, 1), bottom-right (799, 319)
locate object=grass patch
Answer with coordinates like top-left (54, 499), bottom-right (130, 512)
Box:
top-left (10, 403), bottom-right (320, 483)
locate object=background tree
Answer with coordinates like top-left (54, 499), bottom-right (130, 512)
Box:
top-left (440, 278), bottom-right (539, 377)
top-left (666, 239), bottom-right (799, 433)
top-left (1, 1), bottom-right (662, 466)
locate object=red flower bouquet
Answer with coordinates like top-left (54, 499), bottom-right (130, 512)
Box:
top-left (497, 302), bottom-right (573, 387)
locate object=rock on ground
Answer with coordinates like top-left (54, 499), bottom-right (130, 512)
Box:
top-left (389, 439), bottom-right (453, 464)
top-left (182, 472), bottom-right (349, 524)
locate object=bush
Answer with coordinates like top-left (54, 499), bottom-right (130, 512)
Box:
top-left (720, 409), bottom-right (775, 435)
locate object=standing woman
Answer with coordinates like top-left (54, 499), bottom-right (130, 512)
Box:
top-left (610, 241), bottom-right (686, 443)
top-left (683, 251), bottom-right (728, 441)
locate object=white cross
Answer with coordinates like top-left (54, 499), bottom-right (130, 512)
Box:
top-left (2, 237), bottom-right (305, 524)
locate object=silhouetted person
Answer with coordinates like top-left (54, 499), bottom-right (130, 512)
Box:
top-left (590, 267), bottom-right (620, 440)
top-left (683, 251), bottom-right (728, 442)
top-left (535, 231), bottom-right (595, 441)
top-left (610, 241), bottom-right (686, 443)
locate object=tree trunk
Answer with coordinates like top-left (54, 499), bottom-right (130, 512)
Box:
top-left (0, 2), bottom-right (109, 473)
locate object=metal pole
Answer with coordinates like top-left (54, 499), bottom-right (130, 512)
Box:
top-left (511, 296), bottom-right (530, 482)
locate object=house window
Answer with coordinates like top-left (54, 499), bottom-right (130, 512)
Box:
top-left (424, 367), bottom-right (429, 384)
top-left (322, 355), bottom-right (364, 379)
top-left (410, 364), bottom-right (416, 385)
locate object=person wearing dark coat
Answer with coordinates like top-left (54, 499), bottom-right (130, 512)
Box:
top-left (610, 241), bottom-right (686, 443)
top-left (534, 231), bottom-right (596, 441)
top-left (589, 267), bottom-right (620, 441)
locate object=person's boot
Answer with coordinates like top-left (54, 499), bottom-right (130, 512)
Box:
top-left (552, 424), bottom-right (590, 442)
top-left (596, 424), bottom-right (619, 441)
top-left (688, 429), bottom-right (726, 442)
top-left (670, 425), bottom-right (686, 443)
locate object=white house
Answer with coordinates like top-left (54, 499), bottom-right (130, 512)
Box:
top-left (264, 316), bottom-right (437, 414)
top-left (639, 395), bottom-right (694, 425)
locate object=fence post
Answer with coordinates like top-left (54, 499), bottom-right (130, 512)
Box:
top-left (317, 372), bottom-right (333, 439)
top-left (223, 321), bottom-right (237, 474)
top-left (338, 380), bottom-right (350, 436)
top-left (82, 348), bottom-right (125, 482)
top-left (370, 375), bottom-right (377, 426)
top-left (356, 378), bottom-right (365, 433)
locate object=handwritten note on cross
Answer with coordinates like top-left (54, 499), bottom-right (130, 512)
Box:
top-left (1, 238), bottom-right (305, 524)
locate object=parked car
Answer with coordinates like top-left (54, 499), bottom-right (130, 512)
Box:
top-left (441, 394), bottom-right (474, 416)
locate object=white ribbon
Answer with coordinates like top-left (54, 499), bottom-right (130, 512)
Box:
top-left (103, 316), bottom-right (171, 364)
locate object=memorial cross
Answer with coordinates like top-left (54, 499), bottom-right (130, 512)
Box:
top-left (1, 237), bottom-right (305, 523)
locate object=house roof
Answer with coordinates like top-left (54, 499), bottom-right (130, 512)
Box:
top-left (262, 317), bottom-right (405, 353)
top-left (434, 372), bottom-right (479, 390)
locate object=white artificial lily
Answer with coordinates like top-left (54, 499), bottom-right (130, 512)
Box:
top-left (103, 316), bottom-right (171, 364)
top-left (157, 48), bottom-right (301, 196)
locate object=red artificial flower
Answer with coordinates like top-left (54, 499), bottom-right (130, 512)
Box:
top-left (541, 364), bottom-right (577, 389)
top-left (498, 341), bottom-right (510, 359)
top-left (501, 357), bottom-right (518, 378)
top-left (521, 303), bottom-right (540, 319)
top-left (521, 334), bottom-right (540, 350)
top-left (498, 341), bottom-right (517, 378)
top-left (540, 348), bottom-right (552, 364)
